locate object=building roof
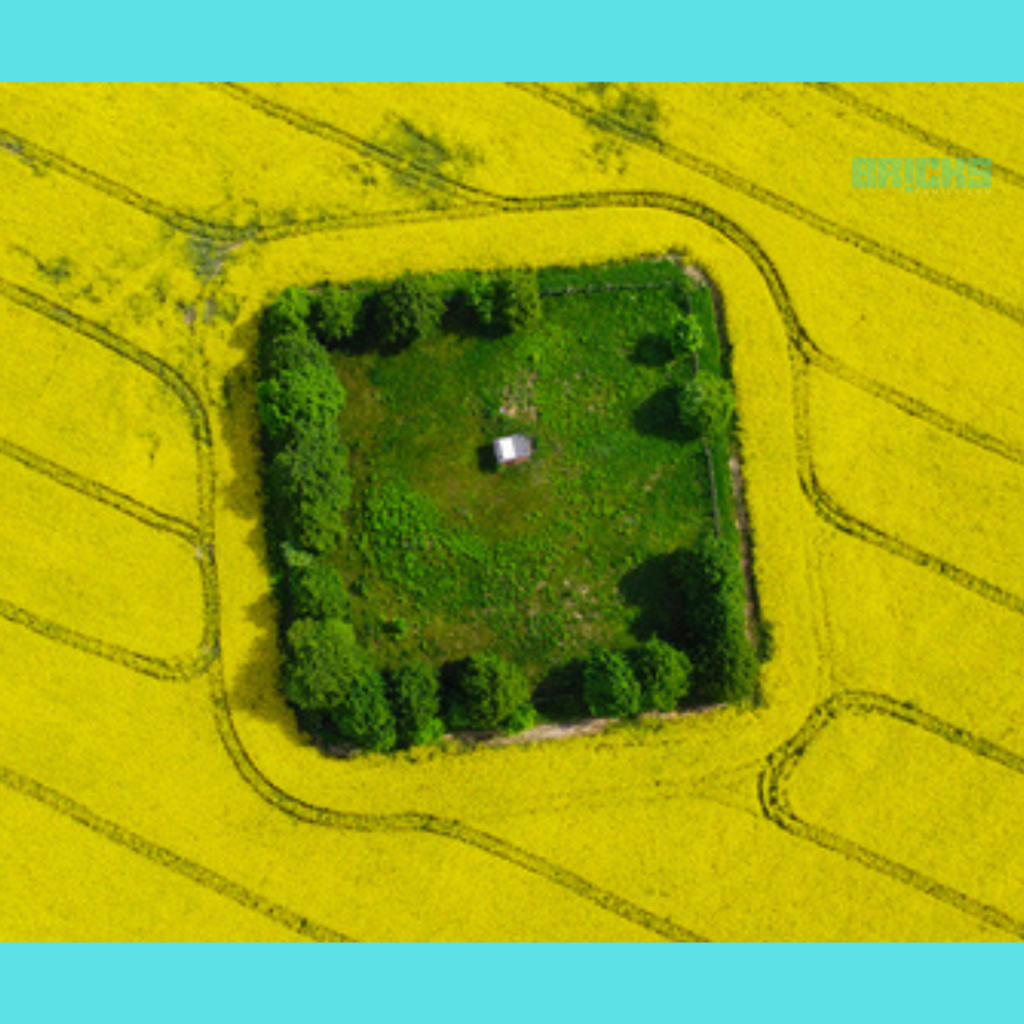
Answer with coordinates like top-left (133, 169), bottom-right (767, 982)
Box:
top-left (494, 433), bottom-right (532, 464)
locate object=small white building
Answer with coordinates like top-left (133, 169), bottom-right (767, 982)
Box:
top-left (494, 433), bottom-right (533, 466)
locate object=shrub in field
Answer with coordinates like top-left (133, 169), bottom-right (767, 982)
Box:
top-left (286, 557), bottom-right (351, 623)
top-left (674, 533), bottom-right (758, 704)
top-left (678, 370), bottom-right (735, 439)
top-left (502, 702), bottom-right (538, 735)
top-left (281, 617), bottom-right (359, 710)
top-left (257, 362), bottom-right (346, 452)
top-left (491, 269), bottom-right (541, 335)
top-left (670, 313), bottom-right (704, 361)
top-left (267, 441), bottom-right (351, 555)
top-left (583, 648), bottom-right (641, 718)
top-left (258, 329), bottom-right (330, 380)
top-left (387, 660), bottom-right (443, 748)
top-left (330, 661), bottom-right (397, 753)
top-left (260, 286), bottom-right (312, 342)
top-left (374, 273), bottom-right (446, 349)
top-left (449, 654), bottom-right (530, 730)
top-left (630, 636), bottom-right (692, 712)
top-left (311, 284), bottom-right (363, 349)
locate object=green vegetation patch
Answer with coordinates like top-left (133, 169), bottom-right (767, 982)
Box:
top-left (338, 261), bottom-right (712, 695)
top-left (255, 258), bottom-right (760, 755)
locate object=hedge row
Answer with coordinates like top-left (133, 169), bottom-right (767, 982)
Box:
top-left (674, 533), bottom-right (759, 703)
top-left (581, 637), bottom-right (693, 718)
top-left (256, 286), bottom-right (398, 751)
top-left (292, 269), bottom-right (544, 356)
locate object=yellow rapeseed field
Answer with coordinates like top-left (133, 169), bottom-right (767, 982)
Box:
top-left (1, 81), bottom-right (1022, 941)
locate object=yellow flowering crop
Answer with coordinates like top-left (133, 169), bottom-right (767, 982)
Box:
top-left (1, 82), bottom-right (1022, 941)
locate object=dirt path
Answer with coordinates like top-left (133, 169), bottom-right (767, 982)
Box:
top-left (683, 263), bottom-right (710, 288)
top-left (452, 702), bottom-right (727, 751)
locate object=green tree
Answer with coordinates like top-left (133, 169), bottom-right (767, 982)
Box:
top-left (630, 637), bottom-right (692, 712)
top-left (260, 286), bottom-right (312, 342)
top-left (374, 273), bottom-right (446, 349)
top-left (280, 617), bottom-right (358, 710)
top-left (256, 362), bottom-right (346, 452)
top-left (450, 654), bottom-right (530, 730)
top-left (491, 269), bottom-right (541, 334)
top-left (461, 275), bottom-right (495, 331)
top-left (677, 370), bottom-right (735, 438)
top-left (582, 649), bottom-right (641, 718)
top-left (388, 660), bottom-right (443, 748)
top-left (267, 441), bottom-right (351, 554)
top-left (258, 328), bottom-right (330, 381)
top-left (709, 631), bottom-right (759, 704)
top-left (330, 662), bottom-right (397, 753)
top-left (675, 534), bottom-right (758, 704)
top-left (671, 313), bottom-right (704, 361)
top-left (311, 284), bottom-right (362, 349)
top-left (676, 534), bottom-right (743, 628)
top-left (286, 558), bottom-right (350, 623)
top-left (282, 617), bottom-right (395, 752)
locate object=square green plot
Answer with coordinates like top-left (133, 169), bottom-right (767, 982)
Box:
top-left (330, 260), bottom-right (722, 687)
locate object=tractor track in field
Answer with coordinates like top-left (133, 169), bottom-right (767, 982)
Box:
top-left (235, 89), bottom-right (1024, 935)
top-left (0, 757), bottom-right (353, 942)
top-left (511, 82), bottom-right (1024, 325)
top-left (0, 434), bottom-right (199, 541)
top-left (759, 690), bottom-right (1024, 940)
top-left (206, 653), bottom-right (707, 942)
top-left (10, 104), bottom-right (1024, 616)
top-left (0, 287), bottom-right (705, 943)
top-left (197, 87), bottom-right (1024, 467)
top-left (806, 82), bottom-right (1024, 192)
top-left (0, 278), bottom-right (219, 681)
top-left (6, 80), bottom-right (1024, 331)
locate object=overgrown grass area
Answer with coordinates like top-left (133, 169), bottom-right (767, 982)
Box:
top-left (333, 259), bottom-right (730, 711)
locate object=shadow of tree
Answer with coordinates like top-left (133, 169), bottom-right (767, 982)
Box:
top-left (630, 332), bottom-right (673, 367)
top-left (632, 385), bottom-right (686, 441)
top-left (533, 657), bottom-right (589, 721)
top-left (618, 551), bottom-right (684, 646)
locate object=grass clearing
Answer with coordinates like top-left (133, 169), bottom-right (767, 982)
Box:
top-left (333, 260), bottom-right (732, 705)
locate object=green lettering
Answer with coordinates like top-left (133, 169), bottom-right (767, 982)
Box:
top-left (852, 157), bottom-right (876, 188)
top-left (941, 157), bottom-right (966, 188)
top-left (877, 157), bottom-right (902, 188)
top-left (903, 157), bottom-right (915, 191)
top-left (916, 157), bottom-right (941, 189)
top-left (968, 156), bottom-right (992, 188)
